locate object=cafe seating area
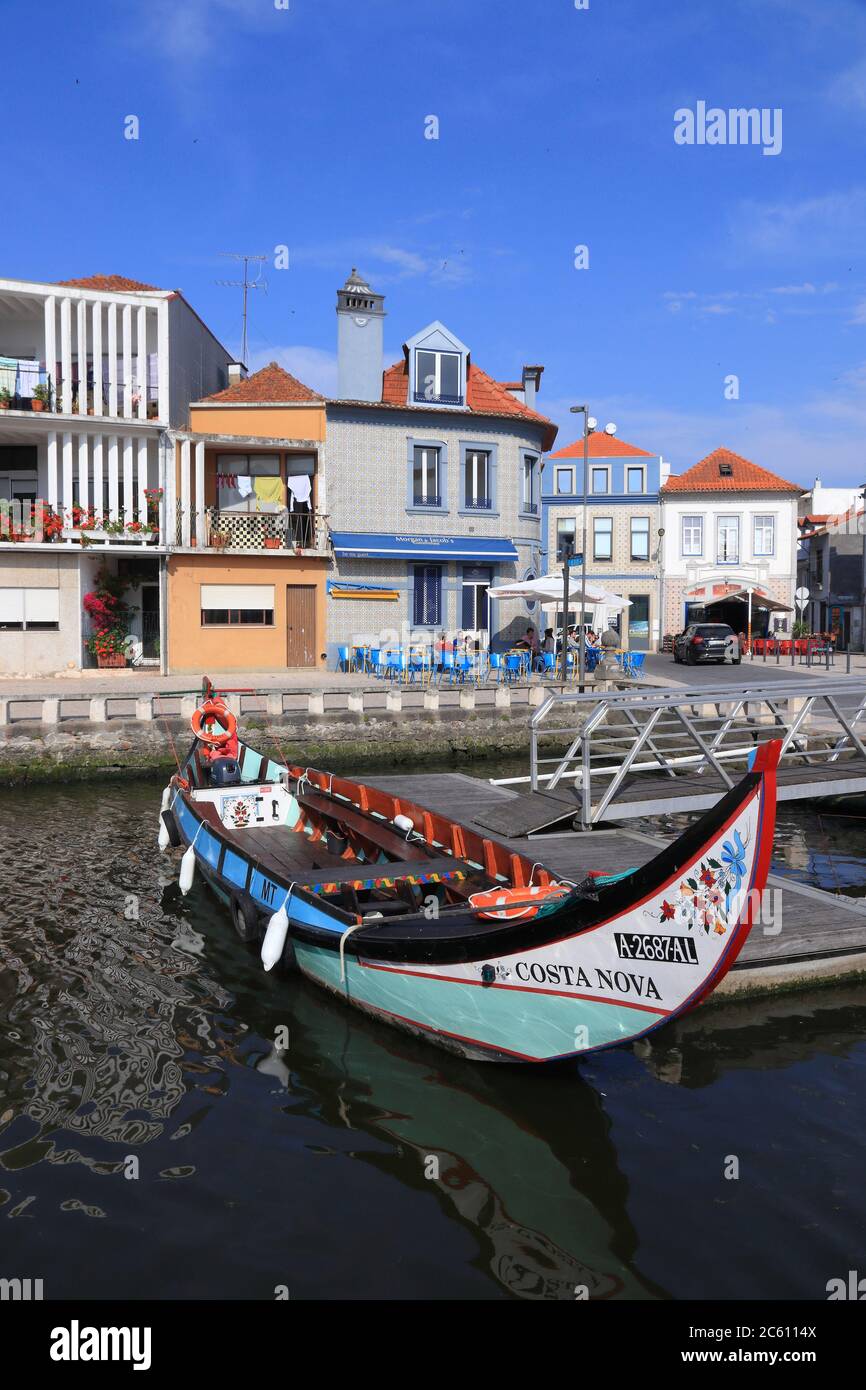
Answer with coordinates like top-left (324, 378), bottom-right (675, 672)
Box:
top-left (335, 644), bottom-right (646, 683)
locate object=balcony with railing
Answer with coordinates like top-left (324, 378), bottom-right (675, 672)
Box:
top-left (412, 493), bottom-right (442, 508)
top-left (0, 279), bottom-right (168, 426)
top-left (173, 506), bottom-right (330, 555)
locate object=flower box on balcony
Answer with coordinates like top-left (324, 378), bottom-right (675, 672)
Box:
top-left (96, 651), bottom-right (128, 669)
top-left (262, 537), bottom-right (282, 549)
top-left (63, 527), bottom-right (158, 546)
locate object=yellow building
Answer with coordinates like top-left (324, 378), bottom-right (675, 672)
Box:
top-left (166, 363), bottom-right (330, 672)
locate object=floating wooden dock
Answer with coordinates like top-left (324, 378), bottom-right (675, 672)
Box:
top-left (370, 772), bottom-right (866, 1000)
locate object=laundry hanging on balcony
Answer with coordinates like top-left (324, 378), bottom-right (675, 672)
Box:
top-left (287, 474), bottom-right (312, 510)
top-left (254, 475), bottom-right (284, 507)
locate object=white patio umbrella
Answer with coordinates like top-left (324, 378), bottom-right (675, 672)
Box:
top-left (488, 573), bottom-right (611, 605)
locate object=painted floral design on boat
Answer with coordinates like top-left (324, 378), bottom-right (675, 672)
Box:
top-left (650, 829), bottom-right (750, 937)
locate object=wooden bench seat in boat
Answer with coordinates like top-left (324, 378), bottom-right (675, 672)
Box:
top-left (296, 788), bottom-right (435, 863)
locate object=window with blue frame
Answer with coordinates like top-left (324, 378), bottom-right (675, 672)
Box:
top-left (461, 565), bottom-right (491, 631)
top-left (464, 449), bottom-right (492, 508)
top-left (413, 565), bottom-right (442, 625)
top-left (413, 446), bottom-right (441, 507)
top-left (415, 350), bottom-right (462, 405)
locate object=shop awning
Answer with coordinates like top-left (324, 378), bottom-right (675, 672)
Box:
top-left (685, 581), bottom-right (792, 612)
top-left (330, 531), bottom-right (519, 562)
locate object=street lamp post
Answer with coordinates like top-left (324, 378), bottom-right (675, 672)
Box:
top-left (569, 404), bottom-right (590, 688)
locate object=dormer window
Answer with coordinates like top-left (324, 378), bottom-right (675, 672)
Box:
top-left (414, 349), bottom-right (462, 405)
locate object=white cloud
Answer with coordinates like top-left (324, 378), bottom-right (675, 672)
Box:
top-left (247, 345), bottom-right (339, 397)
top-left (731, 188), bottom-right (866, 260)
top-left (142, 0), bottom-right (271, 61)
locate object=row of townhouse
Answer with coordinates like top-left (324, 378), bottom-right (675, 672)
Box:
top-left (543, 437), bottom-right (803, 649)
top-left (796, 478), bottom-right (866, 649)
top-left (0, 266), bottom-right (830, 676)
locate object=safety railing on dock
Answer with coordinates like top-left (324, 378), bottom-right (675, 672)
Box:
top-left (517, 678), bottom-right (866, 827)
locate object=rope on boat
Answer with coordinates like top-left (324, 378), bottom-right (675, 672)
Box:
top-left (339, 921), bottom-right (368, 988)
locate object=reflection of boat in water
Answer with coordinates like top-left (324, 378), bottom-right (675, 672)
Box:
top-left (247, 981), bottom-right (661, 1300)
top-left (162, 693), bottom-right (781, 1062)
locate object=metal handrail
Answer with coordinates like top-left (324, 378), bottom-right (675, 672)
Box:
top-left (525, 677), bottom-right (866, 826)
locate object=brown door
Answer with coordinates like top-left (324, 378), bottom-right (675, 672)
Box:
top-left (286, 585), bottom-right (316, 666)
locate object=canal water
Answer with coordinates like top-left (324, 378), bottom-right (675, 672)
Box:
top-left (1, 775), bottom-right (864, 1300)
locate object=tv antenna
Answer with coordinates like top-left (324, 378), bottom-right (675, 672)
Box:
top-left (215, 252), bottom-right (269, 366)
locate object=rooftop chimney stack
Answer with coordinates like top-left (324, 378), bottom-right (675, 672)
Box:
top-left (227, 362), bottom-right (248, 385)
top-left (336, 268), bottom-right (386, 402)
top-left (521, 365), bottom-right (544, 411)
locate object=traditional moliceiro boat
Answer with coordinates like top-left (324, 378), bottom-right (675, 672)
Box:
top-left (159, 693), bottom-right (780, 1063)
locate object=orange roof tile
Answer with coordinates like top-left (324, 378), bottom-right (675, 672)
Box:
top-left (549, 433), bottom-right (654, 459)
top-left (200, 361), bottom-right (323, 405)
top-left (56, 274), bottom-right (162, 292)
top-left (376, 357), bottom-right (556, 448)
top-left (661, 446), bottom-right (802, 494)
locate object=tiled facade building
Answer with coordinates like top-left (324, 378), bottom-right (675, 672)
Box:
top-left (324, 271), bottom-right (557, 661)
top-left (541, 432), bottom-right (665, 650)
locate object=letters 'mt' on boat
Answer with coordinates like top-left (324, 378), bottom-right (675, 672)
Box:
top-left (160, 691), bottom-right (780, 1063)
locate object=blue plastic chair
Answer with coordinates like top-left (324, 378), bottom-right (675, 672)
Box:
top-left (439, 651), bottom-right (456, 684)
top-left (336, 645), bottom-right (350, 673)
top-left (368, 647), bottom-right (383, 679)
top-left (630, 652), bottom-right (646, 679)
top-left (487, 652), bottom-right (503, 683)
top-left (539, 652), bottom-right (557, 678)
top-left (504, 653), bottom-right (523, 684)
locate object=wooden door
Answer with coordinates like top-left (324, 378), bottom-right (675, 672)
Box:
top-left (286, 585), bottom-right (316, 666)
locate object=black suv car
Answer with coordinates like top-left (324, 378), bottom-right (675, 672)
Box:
top-left (673, 623), bottom-right (740, 665)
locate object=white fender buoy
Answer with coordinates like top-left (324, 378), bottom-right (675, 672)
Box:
top-left (160, 785), bottom-right (171, 812)
top-left (261, 887), bottom-right (293, 972)
top-left (178, 843), bottom-right (197, 895)
top-left (394, 814), bottom-right (414, 836)
top-left (157, 817), bottom-right (170, 852)
top-left (178, 825), bottom-right (202, 896)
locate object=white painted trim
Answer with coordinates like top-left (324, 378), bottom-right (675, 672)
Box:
top-left (92, 436), bottom-right (103, 522)
top-left (137, 437), bottom-right (149, 521)
top-left (122, 305), bottom-right (133, 418)
top-left (108, 435), bottom-right (120, 519)
top-left (46, 430), bottom-right (58, 510)
top-left (91, 301), bottom-right (103, 417)
top-left (181, 439), bottom-right (191, 546)
top-left (107, 303), bottom-right (118, 418)
top-left (137, 305), bottom-right (147, 421)
top-left (78, 434), bottom-right (89, 511)
top-left (60, 298), bottom-right (72, 414)
top-left (44, 296), bottom-right (56, 403)
top-left (123, 435), bottom-right (134, 524)
top-left (194, 440), bottom-right (206, 547)
top-left (61, 431), bottom-right (73, 513)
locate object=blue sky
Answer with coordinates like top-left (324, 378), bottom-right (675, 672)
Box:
top-left (4, 0), bottom-right (866, 484)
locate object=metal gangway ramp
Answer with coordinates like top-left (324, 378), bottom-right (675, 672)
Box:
top-left (478, 677), bottom-right (866, 832)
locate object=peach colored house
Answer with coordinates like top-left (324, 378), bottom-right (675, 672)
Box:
top-left (166, 363), bottom-right (330, 672)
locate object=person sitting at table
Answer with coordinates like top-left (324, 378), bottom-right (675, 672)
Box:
top-left (514, 625), bottom-right (539, 656)
top-left (585, 628), bottom-right (600, 649)
top-left (541, 627), bottom-right (556, 654)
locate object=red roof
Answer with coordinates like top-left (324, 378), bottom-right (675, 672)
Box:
top-left (661, 447), bottom-right (801, 494)
top-left (377, 358), bottom-right (556, 448)
top-left (56, 274), bottom-right (162, 292)
top-left (199, 361), bottom-right (323, 405)
top-left (548, 433), bottom-right (653, 460)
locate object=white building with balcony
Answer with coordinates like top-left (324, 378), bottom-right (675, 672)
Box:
top-left (0, 273), bottom-right (232, 673)
top-left (659, 446), bottom-right (801, 641)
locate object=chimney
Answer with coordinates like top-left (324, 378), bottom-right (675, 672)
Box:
top-left (522, 365), bottom-right (543, 411)
top-left (228, 362), bottom-right (248, 385)
top-left (336, 268), bottom-right (386, 401)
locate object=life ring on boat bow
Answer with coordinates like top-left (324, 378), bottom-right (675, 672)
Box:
top-left (471, 884), bottom-right (565, 922)
top-left (191, 698), bottom-right (238, 749)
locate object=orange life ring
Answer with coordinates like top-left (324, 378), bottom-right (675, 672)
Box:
top-left (191, 698), bottom-right (238, 749)
top-left (471, 884), bottom-right (565, 922)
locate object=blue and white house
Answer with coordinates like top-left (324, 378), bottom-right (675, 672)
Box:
top-left (324, 270), bottom-right (557, 661)
top-left (541, 432), bottom-right (666, 650)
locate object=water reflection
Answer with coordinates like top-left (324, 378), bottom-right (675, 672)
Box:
top-left (0, 780), bottom-right (864, 1299)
